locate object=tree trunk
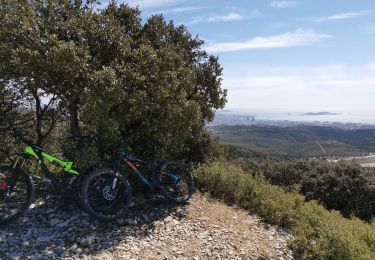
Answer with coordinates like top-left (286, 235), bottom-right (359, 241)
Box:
top-left (69, 105), bottom-right (80, 138)
top-left (35, 98), bottom-right (43, 146)
top-left (31, 87), bottom-right (43, 146)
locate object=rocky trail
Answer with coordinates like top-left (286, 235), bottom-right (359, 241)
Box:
top-left (0, 178), bottom-right (294, 259)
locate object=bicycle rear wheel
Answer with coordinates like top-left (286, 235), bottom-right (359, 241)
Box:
top-left (81, 168), bottom-right (132, 221)
top-left (0, 166), bottom-right (34, 226)
top-left (154, 161), bottom-right (194, 203)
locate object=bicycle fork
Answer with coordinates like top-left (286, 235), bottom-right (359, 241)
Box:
top-left (1, 156), bottom-right (27, 199)
top-left (12, 156), bottom-right (27, 169)
top-left (111, 177), bottom-right (118, 189)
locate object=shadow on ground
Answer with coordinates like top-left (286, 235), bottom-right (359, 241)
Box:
top-left (0, 177), bottom-right (187, 259)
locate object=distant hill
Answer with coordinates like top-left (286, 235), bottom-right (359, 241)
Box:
top-left (212, 124), bottom-right (375, 157)
top-left (302, 111), bottom-right (340, 116)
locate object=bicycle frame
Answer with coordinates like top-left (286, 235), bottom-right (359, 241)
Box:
top-left (24, 146), bottom-right (79, 175)
top-left (117, 149), bottom-right (177, 190)
top-left (119, 150), bottom-right (152, 186)
top-left (10, 145), bottom-right (81, 191)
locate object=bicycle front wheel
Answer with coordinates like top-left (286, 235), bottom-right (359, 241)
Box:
top-left (81, 168), bottom-right (132, 221)
top-left (0, 166), bottom-right (34, 227)
top-left (154, 161), bottom-right (195, 203)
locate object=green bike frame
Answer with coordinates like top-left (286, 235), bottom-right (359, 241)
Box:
top-left (24, 146), bottom-right (79, 175)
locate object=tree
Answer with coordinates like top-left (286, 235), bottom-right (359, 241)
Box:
top-left (0, 0), bottom-right (65, 145)
top-left (0, 0), bottom-right (227, 163)
top-left (0, 83), bottom-right (33, 161)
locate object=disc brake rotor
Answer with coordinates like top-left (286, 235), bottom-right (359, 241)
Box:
top-left (102, 185), bottom-right (118, 201)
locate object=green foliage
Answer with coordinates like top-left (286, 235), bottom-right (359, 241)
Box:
top-left (236, 158), bottom-right (375, 221)
top-left (194, 161), bottom-right (375, 259)
top-left (72, 142), bottom-right (100, 167)
top-left (0, 84), bottom-right (32, 161)
top-left (0, 0), bottom-right (227, 164)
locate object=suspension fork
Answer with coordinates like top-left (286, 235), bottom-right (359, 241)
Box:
top-left (11, 155), bottom-right (27, 169)
top-left (1, 156), bottom-right (24, 196)
top-left (110, 160), bottom-right (123, 189)
top-left (111, 177), bottom-right (118, 189)
top-left (8, 156), bottom-right (23, 184)
top-left (11, 156), bottom-right (20, 169)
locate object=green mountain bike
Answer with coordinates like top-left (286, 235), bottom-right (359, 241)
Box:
top-left (0, 131), bottom-right (130, 226)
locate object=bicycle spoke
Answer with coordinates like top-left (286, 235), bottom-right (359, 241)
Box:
top-left (156, 161), bottom-right (194, 203)
top-left (84, 171), bottom-right (130, 218)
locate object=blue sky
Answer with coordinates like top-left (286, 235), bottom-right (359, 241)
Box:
top-left (104, 0), bottom-right (375, 114)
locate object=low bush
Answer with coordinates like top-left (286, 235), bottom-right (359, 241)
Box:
top-left (194, 161), bottom-right (375, 259)
top-left (237, 158), bottom-right (375, 221)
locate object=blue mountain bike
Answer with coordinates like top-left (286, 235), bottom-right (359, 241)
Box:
top-left (80, 140), bottom-right (195, 221)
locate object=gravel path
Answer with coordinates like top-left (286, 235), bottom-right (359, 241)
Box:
top-left (0, 179), bottom-right (294, 259)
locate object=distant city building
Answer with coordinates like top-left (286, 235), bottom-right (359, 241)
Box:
top-left (247, 116), bottom-right (255, 122)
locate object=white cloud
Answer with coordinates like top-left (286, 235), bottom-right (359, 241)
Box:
top-left (223, 64), bottom-right (375, 113)
top-left (207, 12), bottom-right (248, 22)
top-left (156, 6), bottom-right (206, 14)
top-left (186, 17), bottom-right (204, 25)
top-left (270, 1), bottom-right (298, 8)
top-left (313, 11), bottom-right (371, 22)
top-left (126, 0), bottom-right (178, 8)
top-left (185, 10), bottom-right (263, 25)
top-left (205, 29), bottom-right (331, 53)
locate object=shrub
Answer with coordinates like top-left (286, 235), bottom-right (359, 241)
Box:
top-left (237, 158), bottom-right (375, 221)
top-left (194, 161), bottom-right (375, 259)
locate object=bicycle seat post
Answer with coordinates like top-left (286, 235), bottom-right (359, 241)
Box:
top-left (115, 157), bottom-right (122, 174)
